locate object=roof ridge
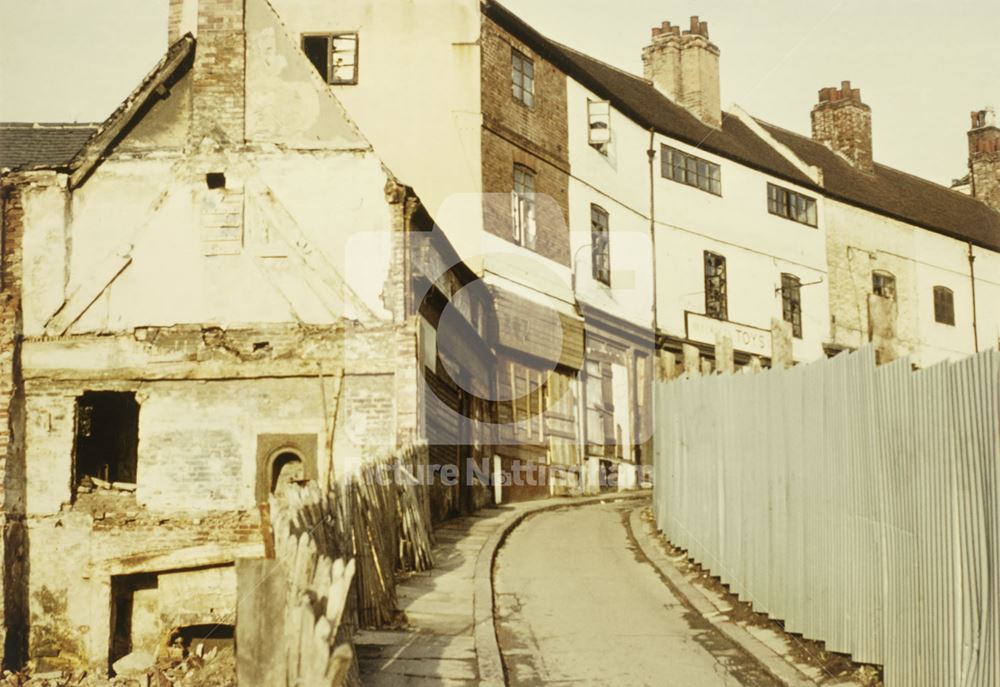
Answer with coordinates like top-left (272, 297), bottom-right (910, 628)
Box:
top-left (549, 40), bottom-right (650, 84)
top-left (755, 116), bottom-right (983, 197)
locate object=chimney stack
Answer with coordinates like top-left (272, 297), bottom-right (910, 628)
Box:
top-left (169, 0), bottom-right (246, 146)
top-left (968, 108), bottom-right (1000, 213)
top-left (642, 16), bottom-right (722, 129)
top-left (811, 81), bottom-right (873, 175)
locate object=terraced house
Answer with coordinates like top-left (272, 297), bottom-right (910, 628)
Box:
top-left (0, 0), bottom-right (998, 676)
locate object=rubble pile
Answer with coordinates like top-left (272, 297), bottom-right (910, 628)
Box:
top-left (5, 644), bottom-right (235, 687)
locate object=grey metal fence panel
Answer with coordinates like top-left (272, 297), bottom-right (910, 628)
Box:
top-left (652, 346), bottom-right (1000, 686)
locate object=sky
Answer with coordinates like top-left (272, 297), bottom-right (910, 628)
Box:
top-left (1, 0), bottom-right (997, 186)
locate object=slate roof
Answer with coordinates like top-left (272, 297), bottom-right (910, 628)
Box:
top-left (482, 1), bottom-right (1000, 252)
top-left (759, 121), bottom-right (1000, 252)
top-left (0, 123), bottom-right (98, 171)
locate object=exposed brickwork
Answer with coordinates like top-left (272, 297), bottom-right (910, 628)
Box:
top-left (0, 180), bottom-right (27, 668)
top-left (811, 81), bottom-right (874, 175)
top-left (192, 0), bottom-right (245, 145)
top-left (968, 110), bottom-right (1000, 213)
top-left (481, 17), bottom-right (570, 267)
top-left (641, 17), bottom-right (721, 129)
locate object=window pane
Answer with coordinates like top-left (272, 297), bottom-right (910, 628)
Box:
top-left (330, 34), bottom-right (358, 83)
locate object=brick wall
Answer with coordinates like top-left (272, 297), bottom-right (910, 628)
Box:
top-left (0, 181), bottom-right (27, 669)
top-left (480, 18), bottom-right (570, 267)
top-left (192, 0), bottom-right (246, 145)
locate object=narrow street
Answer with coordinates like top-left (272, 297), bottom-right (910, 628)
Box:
top-left (494, 501), bottom-right (782, 686)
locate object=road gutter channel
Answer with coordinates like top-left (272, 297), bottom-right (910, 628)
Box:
top-left (473, 492), bottom-right (650, 687)
top-left (624, 506), bottom-right (820, 687)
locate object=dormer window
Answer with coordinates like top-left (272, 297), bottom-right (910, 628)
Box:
top-left (302, 33), bottom-right (359, 85)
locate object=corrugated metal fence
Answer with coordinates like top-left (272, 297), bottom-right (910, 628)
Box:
top-left (653, 346), bottom-right (1000, 686)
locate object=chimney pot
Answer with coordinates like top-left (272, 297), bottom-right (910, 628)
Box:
top-left (967, 106), bottom-right (1000, 211)
top-left (690, 15), bottom-right (700, 32)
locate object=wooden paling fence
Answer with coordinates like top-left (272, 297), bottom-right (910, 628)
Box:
top-left (237, 446), bottom-right (436, 686)
top-left (653, 346), bottom-right (1000, 686)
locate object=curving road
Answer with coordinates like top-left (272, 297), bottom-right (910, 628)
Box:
top-left (493, 500), bottom-right (781, 686)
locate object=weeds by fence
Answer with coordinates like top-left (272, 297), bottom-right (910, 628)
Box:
top-left (653, 346), bottom-right (1000, 686)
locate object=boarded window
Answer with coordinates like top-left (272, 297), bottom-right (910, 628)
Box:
top-left (511, 49), bottom-right (534, 107)
top-left (781, 273), bottom-right (803, 339)
top-left (704, 251), bottom-right (728, 320)
top-left (590, 204), bottom-right (611, 286)
top-left (767, 183), bottom-right (817, 226)
top-left (301, 33), bottom-right (359, 84)
top-left (933, 285), bottom-right (955, 325)
top-left (661, 145), bottom-right (721, 195)
top-left (74, 391), bottom-right (139, 486)
top-left (510, 364), bottom-right (544, 441)
top-left (872, 270), bottom-right (896, 299)
top-left (585, 360), bottom-right (613, 458)
top-left (588, 99), bottom-right (611, 152)
top-left (511, 164), bottom-right (537, 249)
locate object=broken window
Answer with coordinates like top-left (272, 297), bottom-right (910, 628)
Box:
top-left (301, 33), bottom-right (359, 85)
top-left (588, 99), bottom-right (611, 153)
top-left (872, 270), bottom-right (896, 299)
top-left (74, 391), bottom-right (139, 487)
top-left (767, 183), bottom-right (817, 226)
top-left (511, 164), bottom-right (537, 249)
top-left (781, 273), bottom-right (803, 339)
top-left (511, 49), bottom-right (534, 107)
top-left (704, 251), bottom-right (728, 320)
top-left (933, 285), bottom-right (955, 325)
top-left (661, 145), bottom-right (721, 195)
top-left (205, 172), bottom-right (226, 190)
top-left (590, 204), bottom-right (611, 286)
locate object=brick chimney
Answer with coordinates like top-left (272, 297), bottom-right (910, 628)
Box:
top-left (968, 108), bottom-right (1000, 212)
top-left (811, 81), bottom-right (873, 175)
top-left (642, 16), bottom-right (722, 129)
top-left (169, 0), bottom-right (246, 146)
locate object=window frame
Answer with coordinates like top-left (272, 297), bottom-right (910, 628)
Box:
top-left (872, 270), bottom-right (896, 300)
top-left (767, 182), bottom-right (817, 227)
top-left (511, 48), bottom-right (535, 107)
top-left (590, 204), bottom-right (611, 286)
top-left (933, 285), bottom-right (955, 326)
top-left (301, 32), bottom-right (360, 85)
top-left (781, 273), bottom-right (803, 339)
top-left (511, 164), bottom-right (537, 249)
top-left (703, 251), bottom-right (728, 321)
top-left (661, 145), bottom-right (721, 195)
top-left (587, 99), bottom-right (611, 153)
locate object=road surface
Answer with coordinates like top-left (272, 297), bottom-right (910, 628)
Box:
top-left (493, 500), bottom-right (781, 686)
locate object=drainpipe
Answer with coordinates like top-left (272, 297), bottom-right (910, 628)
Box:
top-left (647, 128), bottom-right (659, 336)
top-left (968, 242), bottom-right (979, 353)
